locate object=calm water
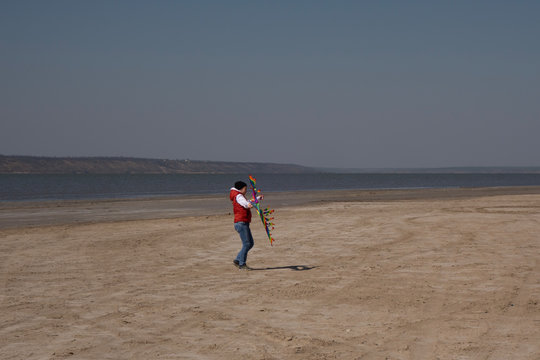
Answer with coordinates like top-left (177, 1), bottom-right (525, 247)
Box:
top-left (2, 173), bottom-right (540, 202)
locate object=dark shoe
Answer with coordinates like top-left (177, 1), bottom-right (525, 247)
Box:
top-left (233, 260), bottom-right (240, 269)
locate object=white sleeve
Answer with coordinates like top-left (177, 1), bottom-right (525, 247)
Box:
top-left (236, 194), bottom-right (252, 208)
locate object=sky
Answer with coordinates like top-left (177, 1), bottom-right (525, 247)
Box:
top-left (1, 1), bottom-right (539, 169)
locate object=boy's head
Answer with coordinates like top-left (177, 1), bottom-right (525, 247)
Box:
top-left (234, 181), bottom-right (247, 192)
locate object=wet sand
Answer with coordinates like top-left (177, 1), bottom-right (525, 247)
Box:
top-left (2, 186), bottom-right (540, 229)
top-left (1, 187), bottom-right (540, 359)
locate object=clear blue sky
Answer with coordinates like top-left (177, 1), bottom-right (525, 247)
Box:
top-left (1, 1), bottom-right (539, 168)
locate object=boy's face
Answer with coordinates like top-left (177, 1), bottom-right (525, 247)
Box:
top-left (240, 186), bottom-right (247, 195)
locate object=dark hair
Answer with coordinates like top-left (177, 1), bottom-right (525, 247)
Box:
top-left (234, 181), bottom-right (247, 190)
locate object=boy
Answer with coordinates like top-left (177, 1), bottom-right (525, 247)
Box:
top-left (229, 181), bottom-right (262, 269)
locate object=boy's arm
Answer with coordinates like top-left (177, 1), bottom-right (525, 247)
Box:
top-left (236, 194), bottom-right (253, 208)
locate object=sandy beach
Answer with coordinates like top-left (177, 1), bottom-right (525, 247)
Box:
top-left (1, 187), bottom-right (540, 359)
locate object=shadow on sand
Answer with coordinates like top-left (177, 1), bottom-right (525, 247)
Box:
top-left (249, 265), bottom-right (317, 271)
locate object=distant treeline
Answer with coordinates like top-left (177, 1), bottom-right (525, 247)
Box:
top-left (0, 155), bottom-right (316, 174)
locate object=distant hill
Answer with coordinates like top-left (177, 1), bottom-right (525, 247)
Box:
top-left (3, 155), bottom-right (538, 174)
top-left (0, 155), bottom-right (316, 174)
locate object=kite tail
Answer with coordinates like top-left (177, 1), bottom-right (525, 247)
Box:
top-left (249, 175), bottom-right (275, 246)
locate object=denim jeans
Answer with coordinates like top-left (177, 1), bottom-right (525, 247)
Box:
top-left (234, 222), bottom-right (254, 266)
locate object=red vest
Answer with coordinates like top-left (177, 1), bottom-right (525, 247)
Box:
top-left (230, 189), bottom-right (252, 223)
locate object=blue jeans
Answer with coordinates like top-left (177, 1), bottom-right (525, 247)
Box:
top-left (234, 222), bottom-right (254, 266)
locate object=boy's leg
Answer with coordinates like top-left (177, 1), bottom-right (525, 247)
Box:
top-left (234, 222), bottom-right (253, 266)
top-left (246, 225), bottom-right (254, 253)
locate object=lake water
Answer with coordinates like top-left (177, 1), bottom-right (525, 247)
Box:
top-left (2, 173), bottom-right (540, 202)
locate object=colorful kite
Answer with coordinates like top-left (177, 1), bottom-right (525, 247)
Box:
top-left (249, 175), bottom-right (275, 246)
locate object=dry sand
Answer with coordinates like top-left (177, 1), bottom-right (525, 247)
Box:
top-left (1, 187), bottom-right (540, 359)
